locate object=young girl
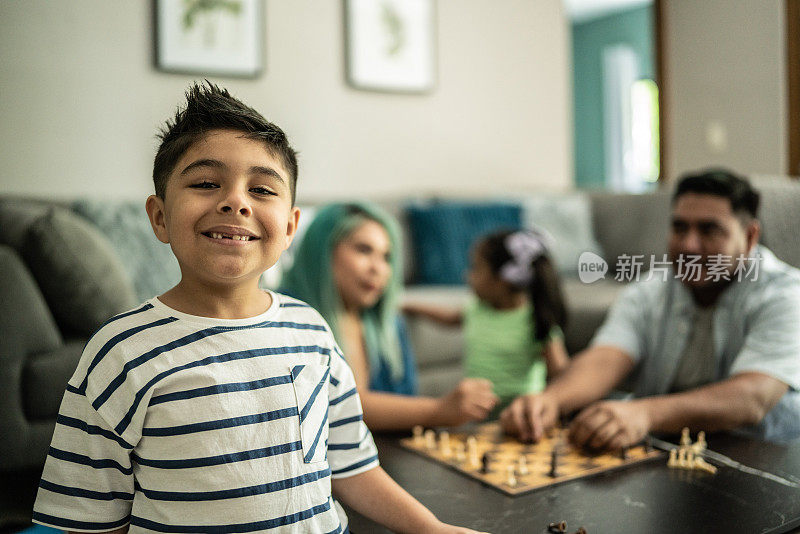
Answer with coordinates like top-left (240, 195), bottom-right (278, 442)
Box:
top-left (404, 228), bottom-right (570, 412)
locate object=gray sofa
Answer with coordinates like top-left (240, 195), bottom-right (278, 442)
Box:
top-left (1, 178), bottom-right (799, 527)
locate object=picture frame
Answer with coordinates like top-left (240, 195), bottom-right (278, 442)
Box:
top-left (344, 0), bottom-right (436, 93)
top-left (154, 0), bottom-right (263, 78)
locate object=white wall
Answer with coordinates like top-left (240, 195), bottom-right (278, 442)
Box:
top-left (0, 0), bottom-right (572, 202)
top-left (662, 0), bottom-right (787, 180)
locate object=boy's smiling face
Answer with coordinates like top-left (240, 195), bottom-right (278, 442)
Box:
top-left (147, 129), bottom-right (299, 291)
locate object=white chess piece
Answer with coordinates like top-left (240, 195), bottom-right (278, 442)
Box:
top-left (425, 429), bottom-right (436, 450)
top-left (466, 437), bottom-right (479, 468)
top-left (413, 425), bottom-right (424, 446)
top-left (454, 443), bottom-right (466, 462)
top-left (439, 431), bottom-right (452, 457)
top-left (680, 427), bottom-right (692, 448)
top-left (692, 431), bottom-right (707, 455)
top-left (517, 455), bottom-right (529, 476)
top-left (677, 448), bottom-right (688, 468)
top-left (506, 465), bottom-right (517, 487)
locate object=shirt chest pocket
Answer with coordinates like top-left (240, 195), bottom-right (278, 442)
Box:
top-left (290, 363), bottom-right (330, 464)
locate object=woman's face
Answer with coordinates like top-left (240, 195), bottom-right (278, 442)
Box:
top-left (332, 219), bottom-right (392, 312)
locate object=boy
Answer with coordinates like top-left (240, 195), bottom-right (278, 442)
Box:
top-left (32, 82), bottom-right (486, 533)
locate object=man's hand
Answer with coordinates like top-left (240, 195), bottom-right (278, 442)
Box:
top-left (499, 393), bottom-right (559, 442)
top-left (438, 379), bottom-right (498, 426)
top-left (568, 400), bottom-right (651, 451)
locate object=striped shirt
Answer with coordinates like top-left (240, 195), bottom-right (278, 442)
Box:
top-left (33, 292), bottom-right (378, 532)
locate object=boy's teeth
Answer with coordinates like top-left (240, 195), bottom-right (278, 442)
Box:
top-left (208, 232), bottom-right (250, 241)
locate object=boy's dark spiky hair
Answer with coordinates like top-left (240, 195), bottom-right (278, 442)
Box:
top-left (152, 80), bottom-right (298, 203)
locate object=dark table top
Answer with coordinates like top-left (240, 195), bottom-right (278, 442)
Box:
top-left (344, 431), bottom-right (800, 534)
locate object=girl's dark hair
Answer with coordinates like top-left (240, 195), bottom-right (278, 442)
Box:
top-left (479, 230), bottom-right (567, 342)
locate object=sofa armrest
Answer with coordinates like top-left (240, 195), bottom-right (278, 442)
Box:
top-left (0, 246), bottom-right (65, 471)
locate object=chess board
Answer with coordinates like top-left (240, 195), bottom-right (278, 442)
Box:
top-left (399, 422), bottom-right (663, 496)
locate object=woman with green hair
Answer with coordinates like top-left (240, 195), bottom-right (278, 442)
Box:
top-left (280, 202), bottom-right (497, 430)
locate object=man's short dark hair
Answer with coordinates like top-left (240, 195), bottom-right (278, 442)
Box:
top-left (672, 168), bottom-right (760, 221)
top-left (153, 81), bottom-right (298, 203)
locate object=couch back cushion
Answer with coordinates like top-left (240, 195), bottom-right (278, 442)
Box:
top-left (522, 193), bottom-right (604, 275)
top-left (590, 191), bottom-right (671, 274)
top-left (21, 207), bottom-right (138, 336)
top-left (406, 201), bottom-right (522, 285)
top-left (73, 200), bottom-right (181, 301)
top-left (756, 181), bottom-right (800, 269)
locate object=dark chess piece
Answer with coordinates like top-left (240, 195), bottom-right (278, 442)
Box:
top-left (480, 452), bottom-right (491, 474)
top-left (548, 447), bottom-right (559, 478)
top-left (548, 520), bottom-right (567, 532)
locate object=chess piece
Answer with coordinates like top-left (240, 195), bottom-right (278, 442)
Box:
top-left (574, 528), bottom-right (588, 534)
top-left (548, 447), bottom-right (559, 478)
top-left (667, 449), bottom-right (677, 468)
top-left (412, 425), bottom-right (424, 446)
top-left (692, 431), bottom-right (707, 454)
top-left (506, 465), bottom-right (517, 487)
top-left (480, 453), bottom-right (491, 474)
top-left (693, 457), bottom-right (718, 474)
top-left (548, 520), bottom-right (567, 533)
top-left (517, 455), bottom-right (529, 476)
top-left (439, 431), bottom-right (451, 457)
top-left (466, 436), bottom-right (479, 467)
top-left (424, 429), bottom-right (436, 450)
top-left (680, 427), bottom-right (692, 448)
top-left (454, 442), bottom-right (466, 462)
top-left (677, 448), bottom-right (687, 468)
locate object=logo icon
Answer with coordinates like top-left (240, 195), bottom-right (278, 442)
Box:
top-left (578, 252), bottom-right (608, 283)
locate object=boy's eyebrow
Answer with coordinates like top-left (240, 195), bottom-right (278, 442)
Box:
top-left (180, 159), bottom-right (224, 175)
top-left (180, 159), bottom-right (286, 183)
top-left (251, 165), bottom-right (286, 184)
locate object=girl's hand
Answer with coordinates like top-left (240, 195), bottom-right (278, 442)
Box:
top-left (438, 378), bottom-right (498, 425)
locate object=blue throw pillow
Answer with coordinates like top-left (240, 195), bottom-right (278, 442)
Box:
top-left (406, 202), bottom-right (522, 285)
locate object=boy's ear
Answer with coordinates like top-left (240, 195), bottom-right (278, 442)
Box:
top-left (283, 207), bottom-right (301, 250)
top-left (145, 195), bottom-right (170, 244)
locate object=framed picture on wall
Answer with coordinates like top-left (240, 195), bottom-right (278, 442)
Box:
top-left (345, 0), bottom-right (436, 93)
top-left (154, 0), bottom-right (263, 78)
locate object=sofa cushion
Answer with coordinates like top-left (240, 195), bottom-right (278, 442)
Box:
top-left (21, 208), bottom-right (138, 336)
top-left (560, 278), bottom-right (625, 353)
top-left (590, 191), bottom-right (671, 274)
top-left (22, 341), bottom-right (84, 420)
top-left (756, 182), bottom-right (800, 269)
top-left (522, 193), bottom-right (604, 275)
top-left (406, 202), bottom-right (522, 284)
top-left (72, 200), bottom-right (181, 301)
top-left (0, 199), bottom-right (54, 251)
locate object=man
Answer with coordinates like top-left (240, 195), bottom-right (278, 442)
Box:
top-left (501, 169), bottom-right (800, 450)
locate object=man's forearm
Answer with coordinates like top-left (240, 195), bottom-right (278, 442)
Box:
top-left (546, 346), bottom-right (634, 414)
top-left (637, 372), bottom-right (788, 434)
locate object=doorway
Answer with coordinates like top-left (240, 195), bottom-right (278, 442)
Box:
top-left (788, 0), bottom-right (800, 176)
top-left (568, 0), bottom-right (662, 190)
